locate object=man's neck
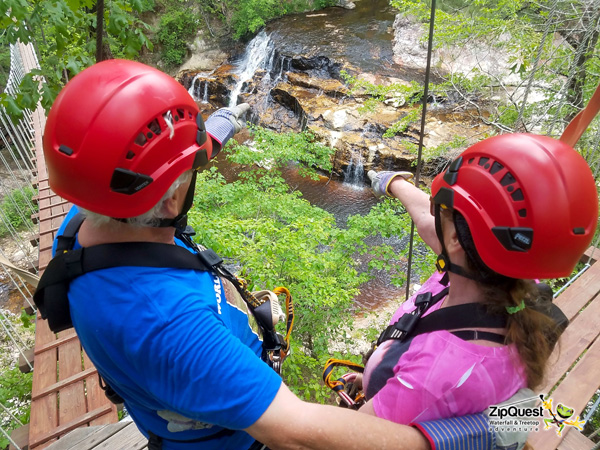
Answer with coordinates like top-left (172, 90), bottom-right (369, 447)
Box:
top-left (78, 218), bottom-right (176, 247)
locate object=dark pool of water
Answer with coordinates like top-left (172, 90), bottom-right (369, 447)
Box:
top-left (266, 0), bottom-right (425, 81)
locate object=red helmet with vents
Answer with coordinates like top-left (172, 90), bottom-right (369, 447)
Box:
top-left (431, 133), bottom-right (598, 279)
top-left (43, 59), bottom-right (213, 218)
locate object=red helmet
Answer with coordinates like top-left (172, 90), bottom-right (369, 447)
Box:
top-left (431, 133), bottom-right (598, 279)
top-left (43, 59), bottom-right (213, 218)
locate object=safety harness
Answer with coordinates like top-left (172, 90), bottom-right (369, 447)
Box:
top-left (324, 285), bottom-right (568, 408)
top-left (33, 213), bottom-right (294, 448)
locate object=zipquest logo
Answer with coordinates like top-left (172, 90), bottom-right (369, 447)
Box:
top-left (487, 394), bottom-right (587, 436)
top-left (488, 404), bottom-right (544, 419)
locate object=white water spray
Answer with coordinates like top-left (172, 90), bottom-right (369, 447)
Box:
top-left (228, 30), bottom-right (276, 107)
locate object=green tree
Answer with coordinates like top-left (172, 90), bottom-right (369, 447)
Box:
top-left (188, 127), bottom-right (435, 401)
top-left (157, 9), bottom-right (199, 67)
top-left (391, 0), bottom-right (600, 141)
top-left (0, 0), bottom-right (152, 117)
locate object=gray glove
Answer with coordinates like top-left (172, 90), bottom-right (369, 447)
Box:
top-left (367, 170), bottom-right (414, 198)
top-left (205, 103), bottom-right (251, 148)
top-left (485, 388), bottom-right (538, 450)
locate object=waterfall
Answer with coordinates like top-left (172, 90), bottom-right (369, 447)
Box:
top-left (228, 30), bottom-right (276, 107)
top-left (201, 81), bottom-right (209, 103)
top-left (188, 73), bottom-right (212, 103)
top-left (343, 150), bottom-right (364, 186)
top-left (187, 74), bottom-right (202, 100)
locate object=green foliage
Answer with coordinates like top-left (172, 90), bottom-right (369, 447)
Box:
top-left (226, 126), bottom-right (333, 179)
top-left (20, 309), bottom-right (36, 329)
top-left (390, 0), bottom-right (600, 141)
top-left (0, 0), bottom-right (152, 118)
top-left (341, 70), bottom-right (424, 111)
top-left (0, 368), bottom-right (33, 449)
top-left (157, 9), bottom-right (199, 67)
top-left (0, 186), bottom-right (36, 237)
top-left (0, 43), bottom-right (10, 90)
top-left (188, 126), bottom-right (434, 401)
top-left (208, 0), bottom-right (337, 39)
top-left (229, 0), bottom-right (285, 39)
top-left (407, 134), bottom-right (468, 167)
top-left (384, 107), bottom-right (422, 138)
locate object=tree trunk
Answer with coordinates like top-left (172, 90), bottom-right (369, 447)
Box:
top-left (96, 0), bottom-right (105, 62)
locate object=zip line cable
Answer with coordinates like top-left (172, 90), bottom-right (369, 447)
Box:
top-left (405, 0), bottom-right (437, 301)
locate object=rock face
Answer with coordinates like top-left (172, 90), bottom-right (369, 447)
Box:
top-left (180, 57), bottom-right (422, 177)
top-left (392, 16), bottom-right (521, 85)
top-left (177, 8), bottom-right (493, 181)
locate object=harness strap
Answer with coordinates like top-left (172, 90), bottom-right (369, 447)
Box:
top-left (450, 330), bottom-right (506, 344)
top-left (560, 81), bottom-right (600, 148)
top-left (147, 428), bottom-right (236, 450)
top-left (54, 212), bottom-right (86, 253)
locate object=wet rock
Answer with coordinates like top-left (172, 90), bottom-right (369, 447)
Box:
top-left (286, 72), bottom-right (347, 98)
top-left (337, 0), bottom-right (356, 9)
top-left (178, 32), bottom-right (229, 73)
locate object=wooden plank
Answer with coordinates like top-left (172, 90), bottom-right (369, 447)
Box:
top-left (34, 332), bottom-right (78, 355)
top-left (582, 246), bottom-right (600, 264)
top-left (554, 260), bottom-right (600, 321)
top-left (530, 335), bottom-right (600, 450)
top-left (45, 423), bottom-right (129, 450)
top-left (29, 319), bottom-right (59, 449)
top-left (93, 422), bottom-right (147, 450)
top-left (538, 290), bottom-right (600, 394)
top-left (556, 429), bottom-right (595, 450)
top-left (39, 232), bottom-right (54, 252)
top-left (32, 368), bottom-right (97, 401)
top-left (83, 351), bottom-right (119, 426)
top-left (29, 406), bottom-right (114, 449)
top-left (57, 337), bottom-right (87, 427)
top-left (9, 423), bottom-right (29, 450)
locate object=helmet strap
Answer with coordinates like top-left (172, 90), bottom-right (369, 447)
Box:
top-left (153, 170), bottom-right (198, 231)
top-left (433, 203), bottom-right (480, 285)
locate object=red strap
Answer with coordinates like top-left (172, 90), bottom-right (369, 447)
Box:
top-left (560, 82), bottom-right (600, 148)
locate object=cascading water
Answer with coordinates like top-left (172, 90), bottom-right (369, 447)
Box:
top-left (188, 72), bottom-right (213, 103)
top-left (343, 150), bottom-right (364, 186)
top-left (228, 30), bottom-right (276, 107)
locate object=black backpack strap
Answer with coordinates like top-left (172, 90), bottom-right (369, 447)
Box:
top-left (376, 288), bottom-right (449, 345)
top-left (450, 330), bottom-right (506, 344)
top-left (55, 212), bottom-right (86, 253)
top-left (33, 242), bottom-right (212, 332)
top-left (377, 301), bottom-right (507, 346)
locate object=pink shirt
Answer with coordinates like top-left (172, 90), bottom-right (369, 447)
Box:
top-left (362, 272), bottom-right (527, 424)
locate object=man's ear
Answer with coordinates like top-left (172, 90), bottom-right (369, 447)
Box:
top-left (161, 194), bottom-right (180, 218)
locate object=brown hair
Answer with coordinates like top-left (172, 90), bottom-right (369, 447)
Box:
top-left (479, 279), bottom-right (558, 389)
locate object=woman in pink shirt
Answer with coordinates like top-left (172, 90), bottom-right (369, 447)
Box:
top-left (359, 134), bottom-right (597, 424)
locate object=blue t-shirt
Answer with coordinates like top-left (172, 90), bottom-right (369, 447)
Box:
top-left (53, 206), bottom-right (282, 449)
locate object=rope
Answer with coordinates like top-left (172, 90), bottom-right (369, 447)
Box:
top-left (405, 0), bottom-right (437, 300)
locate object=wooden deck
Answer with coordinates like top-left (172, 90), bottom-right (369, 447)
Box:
top-left (530, 247), bottom-right (600, 450)
top-left (24, 39), bottom-right (119, 450)
top-left (44, 421), bottom-right (147, 450)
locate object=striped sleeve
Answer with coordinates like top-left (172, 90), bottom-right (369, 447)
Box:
top-left (410, 413), bottom-right (496, 450)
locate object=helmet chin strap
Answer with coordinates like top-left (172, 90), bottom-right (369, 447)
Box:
top-left (153, 171), bottom-right (198, 231)
top-left (433, 203), bottom-right (479, 285)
